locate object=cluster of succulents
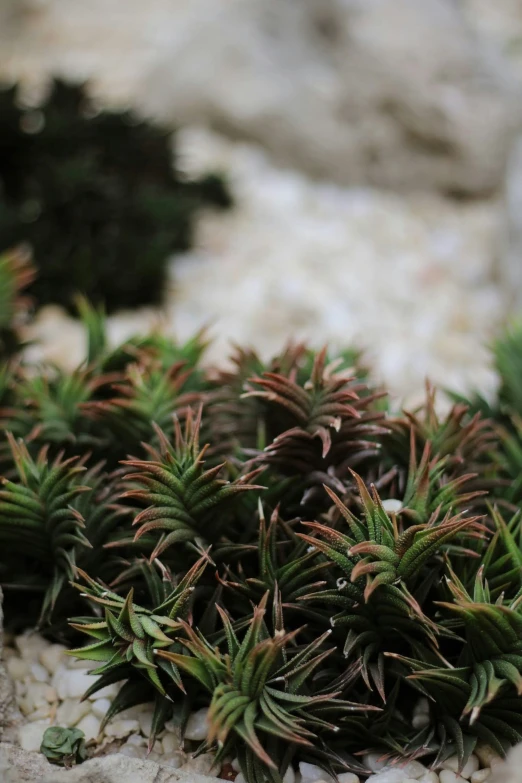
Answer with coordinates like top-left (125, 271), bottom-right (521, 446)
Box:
top-left (3, 257), bottom-right (522, 781)
top-left (0, 79), bottom-right (231, 313)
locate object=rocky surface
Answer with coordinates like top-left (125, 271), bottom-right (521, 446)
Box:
top-left (3, 0), bottom-right (522, 195)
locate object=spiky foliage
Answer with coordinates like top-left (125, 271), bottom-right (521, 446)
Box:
top-left (0, 79), bottom-right (231, 313)
top-left (123, 408), bottom-right (264, 563)
top-left (0, 245), bottom-right (34, 357)
top-left (68, 556), bottom-right (208, 747)
top-left (5, 309), bottom-right (522, 780)
top-left (158, 592), bottom-right (375, 781)
top-left (0, 434), bottom-right (90, 622)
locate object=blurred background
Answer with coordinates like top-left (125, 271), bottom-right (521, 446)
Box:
top-left (1, 0), bottom-right (522, 408)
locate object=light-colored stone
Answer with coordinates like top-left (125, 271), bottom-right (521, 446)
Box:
top-left (17, 720), bottom-right (50, 751)
top-left (104, 719), bottom-right (140, 739)
top-left (364, 753), bottom-right (389, 773)
top-left (140, 0), bottom-right (521, 196)
top-left (474, 745), bottom-right (502, 770)
top-left (338, 774), bottom-right (360, 783)
top-left (161, 731), bottom-right (182, 754)
top-left (39, 643), bottom-right (67, 674)
top-left (14, 633), bottom-right (49, 662)
top-left (91, 697), bottom-right (111, 718)
top-left (182, 753), bottom-right (218, 776)
top-left (65, 669), bottom-right (99, 699)
top-left (6, 658), bottom-right (30, 682)
top-left (299, 761), bottom-right (335, 783)
top-left (283, 765), bottom-right (296, 783)
top-left (76, 713), bottom-right (101, 741)
top-left (441, 755), bottom-right (479, 780)
top-left (440, 771), bottom-right (466, 783)
top-left (55, 697), bottom-right (91, 727)
top-left (184, 708), bottom-right (209, 741)
top-left (0, 743), bottom-right (221, 783)
top-left (471, 771), bottom-right (490, 783)
top-left (137, 710), bottom-right (154, 738)
top-left (162, 752), bottom-right (185, 769)
top-left (29, 662), bottom-right (49, 683)
top-left (419, 773), bottom-right (439, 783)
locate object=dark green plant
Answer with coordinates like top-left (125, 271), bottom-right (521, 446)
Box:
top-left (0, 79), bottom-right (231, 313)
top-left (5, 299), bottom-right (522, 780)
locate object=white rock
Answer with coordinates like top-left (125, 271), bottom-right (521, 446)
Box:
top-left (299, 762), bottom-right (335, 783)
top-left (161, 732), bottom-right (182, 754)
top-left (231, 758), bottom-right (240, 772)
top-left (470, 771), bottom-right (490, 783)
top-left (91, 698), bottom-right (111, 719)
top-left (368, 770), bottom-right (415, 783)
top-left (15, 633), bottom-right (49, 662)
top-left (126, 734), bottom-right (147, 747)
top-left (51, 664), bottom-right (71, 700)
top-left (39, 643), bottom-right (67, 674)
top-left (182, 752), bottom-right (218, 776)
top-left (76, 713), bottom-right (101, 742)
top-left (88, 682), bottom-right (119, 700)
top-left (475, 745), bottom-right (502, 770)
top-left (440, 772), bottom-right (466, 783)
top-left (104, 719), bottom-right (140, 739)
top-left (381, 499), bottom-right (402, 513)
top-left (162, 752), bottom-right (185, 769)
top-left (338, 774), bottom-right (360, 783)
top-left (6, 657), bottom-right (30, 681)
top-left (419, 773), bottom-right (439, 783)
top-left (184, 708), bottom-right (209, 741)
top-left (17, 720), bottom-right (50, 752)
top-left (364, 754), bottom-right (389, 773)
top-left (442, 755), bottom-right (479, 779)
top-left (120, 746), bottom-right (141, 759)
top-left (29, 662), bottom-right (49, 683)
top-left (137, 710), bottom-right (154, 738)
top-left (27, 706), bottom-right (52, 722)
top-left (66, 669), bottom-right (99, 699)
top-left (283, 766), bottom-right (296, 783)
top-left (55, 698), bottom-right (91, 727)
top-left (400, 761), bottom-right (429, 779)
top-left (24, 682), bottom-right (52, 711)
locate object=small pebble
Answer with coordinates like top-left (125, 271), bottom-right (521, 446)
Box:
top-left (419, 774), bottom-right (439, 783)
top-left (162, 752), bottom-right (185, 769)
top-left (470, 771), bottom-right (490, 783)
top-left (91, 698), bottom-right (111, 719)
top-left (283, 766), bottom-right (296, 783)
top-left (30, 662), bottom-right (49, 683)
top-left (66, 669), bottom-right (98, 699)
top-left (87, 682), bottom-right (118, 700)
top-left (104, 719), bottom-right (140, 739)
top-left (338, 774), bottom-right (360, 783)
top-left (299, 762), bottom-right (335, 783)
top-left (475, 745), bottom-right (502, 769)
top-left (17, 721), bottom-right (50, 752)
top-left (126, 734), bottom-right (147, 747)
top-left (55, 698), bottom-right (91, 727)
top-left (6, 657), bottom-right (30, 681)
top-left (364, 753), bottom-right (388, 773)
top-left (137, 710), bottom-right (154, 738)
top-left (184, 708), bottom-right (210, 741)
top-left (39, 644), bottom-right (67, 674)
top-left (76, 714), bottom-right (101, 741)
top-left (182, 752), bottom-right (218, 776)
top-left (440, 772), bottom-right (466, 783)
top-left (162, 732), bottom-right (181, 754)
top-left (15, 634), bottom-right (49, 662)
top-left (442, 755), bottom-right (479, 780)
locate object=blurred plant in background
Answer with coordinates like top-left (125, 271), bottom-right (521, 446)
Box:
top-left (0, 79), bottom-right (231, 313)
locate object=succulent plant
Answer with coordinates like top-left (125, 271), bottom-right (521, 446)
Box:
top-left (4, 291), bottom-right (522, 780)
top-left (40, 726), bottom-right (87, 767)
top-left (0, 79), bottom-right (231, 313)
